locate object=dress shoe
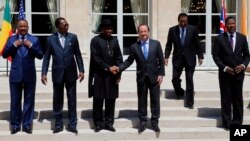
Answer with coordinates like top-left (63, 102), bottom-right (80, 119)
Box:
top-left (67, 127), bottom-right (78, 134)
top-left (138, 124), bottom-right (146, 133)
top-left (94, 125), bottom-right (102, 132)
top-left (11, 127), bottom-right (21, 134)
top-left (152, 125), bottom-right (160, 132)
top-left (53, 126), bottom-right (63, 133)
top-left (176, 94), bottom-right (184, 100)
top-left (23, 127), bottom-right (32, 134)
top-left (104, 124), bottom-right (116, 132)
top-left (184, 105), bottom-right (194, 109)
top-left (222, 123), bottom-right (230, 131)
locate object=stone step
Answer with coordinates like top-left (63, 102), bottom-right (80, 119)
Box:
top-left (0, 91), bottom-right (250, 100)
top-left (1, 107), bottom-right (250, 120)
top-left (0, 127), bottom-right (229, 140)
top-left (1, 116), bottom-right (250, 131)
top-left (0, 98), bottom-right (249, 109)
top-left (109, 140), bottom-right (228, 141)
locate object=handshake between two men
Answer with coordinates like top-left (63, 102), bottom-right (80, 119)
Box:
top-left (109, 66), bottom-right (120, 75)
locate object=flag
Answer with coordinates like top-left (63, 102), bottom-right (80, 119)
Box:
top-left (15, 0), bottom-right (25, 34)
top-left (0, 0), bottom-right (12, 56)
top-left (18, 0), bottom-right (25, 20)
top-left (219, 0), bottom-right (227, 33)
top-left (240, 0), bottom-right (247, 37)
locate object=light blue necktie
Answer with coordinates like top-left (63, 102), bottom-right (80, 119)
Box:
top-left (142, 42), bottom-right (148, 60)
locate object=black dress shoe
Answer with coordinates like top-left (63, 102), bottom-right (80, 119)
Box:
top-left (11, 127), bottom-right (21, 134)
top-left (138, 125), bottom-right (146, 133)
top-left (222, 124), bottom-right (230, 131)
top-left (53, 126), bottom-right (63, 133)
top-left (184, 105), bottom-right (194, 109)
top-left (152, 125), bottom-right (160, 132)
top-left (94, 125), bottom-right (102, 132)
top-left (67, 127), bottom-right (78, 134)
top-left (176, 94), bottom-right (184, 100)
top-left (23, 127), bottom-right (32, 134)
top-left (104, 124), bottom-right (116, 132)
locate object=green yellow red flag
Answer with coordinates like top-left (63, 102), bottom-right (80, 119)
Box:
top-left (0, 0), bottom-right (12, 55)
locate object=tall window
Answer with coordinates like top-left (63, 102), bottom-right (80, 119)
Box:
top-left (181, 0), bottom-right (238, 68)
top-left (0, 0), bottom-right (59, 70)
top-left (0, 0), bottom-right (59, 52)
top-left (91, 0), bottom-right (149, 55)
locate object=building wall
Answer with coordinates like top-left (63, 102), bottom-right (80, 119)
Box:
top-left (152, 0), bottom-right (181, 46)
top-left (60, 0), bottom-right (90, 59)
top-left (58, 0), bottom-right (250, 63)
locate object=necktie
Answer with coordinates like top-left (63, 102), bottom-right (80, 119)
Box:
top-left (181, 28), bottom-right (185, 45)
top-left (142, 42), bottom-right (148, 60)
top-left (230, 34), bottom-right (234, 51)
top-left (60, 34), bottom-right (65, 48)
top-left (20, 36), bottom-right (26, 56)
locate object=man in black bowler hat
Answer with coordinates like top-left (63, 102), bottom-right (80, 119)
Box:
top-left (88, 18), bottom-right (123, 132)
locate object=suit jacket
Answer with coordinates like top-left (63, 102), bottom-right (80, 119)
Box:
top-left (2, 34), bottom-right (43, 82)
top-left (165, 25), bottom-right (204, 68)
top-left (212, 32), bottom-right (250, 79)
top-left (119, 39), bottom-right (165, 83)
top-left (88, 34), bottom-right (123, 98)
top-left (42, 32), bottom-right (84, 83)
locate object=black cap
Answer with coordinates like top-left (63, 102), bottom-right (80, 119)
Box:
top-left (101, 19), bottom-right (113, 28)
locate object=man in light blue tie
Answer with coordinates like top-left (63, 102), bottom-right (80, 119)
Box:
top-left (111, 24), bottom-right (165, 133)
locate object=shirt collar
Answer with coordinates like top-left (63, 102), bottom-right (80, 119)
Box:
top-left (19, 34), bottom-right (27, 39)
top-left (140, 39), bottom-right (149, 44)
top-left (227, 32), bottom-right (236, 37)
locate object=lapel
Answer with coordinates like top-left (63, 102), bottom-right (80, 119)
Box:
top-left (15, 35), bottom-right (22, 57)
top-left (148, 39), bottom-right (153, 60)
top-left (54, 33), bottom-right (64, 50)
top-left (184, 26), bottom-right (191, 46)
top-left (174, 26), bottom-right (182, 47)
top-left (234, 32), bottom-right (240, 53)
top-left (64, 33), bottom-right (70, 50)
top-left (222, 32), bottom-right (234, 53)
top-left (136, 41), bottom-right (146, 61)
top-left (22, 34), bottom-right (30, 56)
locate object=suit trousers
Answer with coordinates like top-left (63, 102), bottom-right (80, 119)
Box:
top-left (172, 57), bottom-right (195, 107)
top-left (53, 81), bottom-right (77, 129)
top-left (93, 98), bottom-right (116, 126)
top-left (10, 81), bottom-right (36, 129)
top-left (219, 74), bottom-right (244, 127)
top-left (137, 76), bottom-right (160, 126)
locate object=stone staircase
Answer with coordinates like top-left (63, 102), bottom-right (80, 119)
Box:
top-left (0, 90), bottom-right (250, 141)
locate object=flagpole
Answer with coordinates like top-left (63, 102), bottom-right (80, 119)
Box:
top-left (6, 59), bottom-right (9, 76)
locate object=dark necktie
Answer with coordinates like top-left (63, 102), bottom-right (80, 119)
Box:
top-left (20, 36), bottom-right (26, 56)
top-left (142, 42), bottom-right (148, 60)
top-left (230, 34), bottom-right (234, 50)
top-left (181, 28), bottom-right (185, 45)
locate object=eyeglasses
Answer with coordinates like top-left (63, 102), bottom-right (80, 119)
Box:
top-left (60, 23), bottom-right (69, 28)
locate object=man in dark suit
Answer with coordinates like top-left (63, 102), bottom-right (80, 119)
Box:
top-left (112, 24), bottom-right (165, 133)
top-left (2, 19), bottom-right (43, 134)
top-left (88, 19), bottom-right (123, 132)
top-left (41, 17), bottom-right (85, 134)
top-left (165, 13), bottom-right (204, 109)
top-left (212, 16), bottom-right (250, 130)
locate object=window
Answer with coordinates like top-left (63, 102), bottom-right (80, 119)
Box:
top-left (0, 0), bottom-right (59, 70)
top-left (91, 0), bottom-right (150, 55)
top-left (0, 0), bottom-right (59, 52)
top-left (181, 0), bottom-right (238, 68)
